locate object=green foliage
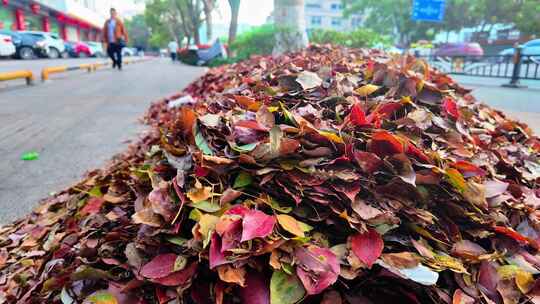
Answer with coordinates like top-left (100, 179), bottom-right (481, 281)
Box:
top-left (309, 28), bottom-right (390, 48)
top-left (124, 15), bottom-right (151, 49)
top-left (229, 24), bottom-right (277, 60)
top-left (515, 0), bottom-right (540, 36)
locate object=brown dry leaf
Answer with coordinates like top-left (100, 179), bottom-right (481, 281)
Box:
top-left (217, 265), bottom-right (246, 287)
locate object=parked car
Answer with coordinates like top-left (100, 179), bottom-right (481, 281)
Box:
top-left (433, 42), bottom-right (484, 58)
top-left (122, 47), bottom-right (136, 57)
top-left (85, 41), bottom-right (105, 57)
top-left (65, 41), bottom-right (92, 58)
top-left (0, 33), bottom-right (16, 57)
top-left (21, 31), bottom-right (66, 59)
top-left (0, 30), bottom-right (48, 59)
top-left (498, 39), bottom-right (540, 62)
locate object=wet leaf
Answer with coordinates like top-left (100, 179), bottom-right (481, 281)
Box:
top-left (234, 171), bottom-right (253, 188)
top-left (241, 209), bottom-right (275, 242)
top-left (296, 71), bottom-right (322, 90)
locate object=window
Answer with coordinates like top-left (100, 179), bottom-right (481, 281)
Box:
top-left (331, 17), bottom-right (341, 27)
top-left (311, 16), bottom-right (322, 26)
top-left (331, 3), bottom-right (343, 10)
top-left (351, 17), bottom-right (362, 28)
top-left (306, 3), bottom-right (321, 9)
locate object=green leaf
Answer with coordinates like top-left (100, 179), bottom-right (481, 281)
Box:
top-left (233, 171), bottom-right (253, 188)
top-left (189, 200), bottom-right (222, 212)
top-left (231, 142), bottom-right (258, 153)
top-left (88, 185), bottom-right (103, 198)
top-left (189, 208), bottom-right (203, 221)
top-left (194, 123), bottom-right (214, 155)
top-left (265, 197), bottom-right (293, 213)
top-left (173, 255), bottom-right (187, 272)
top-left (446, 168), bottom-right (467, 192)
top-left (83, 290), bottom-right (118, 304)
top-left (166, 236), bottom-right (188, 246)
top-left (20, 151), bottom-right (39, 161)
top-left (270, 271), bottom-right (305, 304)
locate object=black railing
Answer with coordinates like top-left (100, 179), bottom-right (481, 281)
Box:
top-left (419, 50), bottom-right (540, 83)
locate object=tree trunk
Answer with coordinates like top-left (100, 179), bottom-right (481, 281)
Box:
top-left (203, 0), bottom-right (214, 42)
top-left (273, 0), bottom-right (308, 55)
top-left (228, 0), bottom-right (240, 49)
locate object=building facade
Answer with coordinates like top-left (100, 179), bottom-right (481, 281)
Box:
top-left (304, 0), bottom-right (365, 32)
top-left (0, 0), bottom-right (107, 41)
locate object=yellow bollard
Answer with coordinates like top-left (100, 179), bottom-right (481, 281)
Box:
top-left (41, 66), bottom-right (68, 81)
top-left (0, 70), bottom-right (34, 85)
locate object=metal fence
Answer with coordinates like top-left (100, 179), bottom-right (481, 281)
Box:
top-left (419, 51), bottom-right (540, 83)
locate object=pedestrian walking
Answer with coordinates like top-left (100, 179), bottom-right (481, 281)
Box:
top-left (102, 8), bottom-right (129, 70)
top-left (168, 39), bottom-right (179, 62)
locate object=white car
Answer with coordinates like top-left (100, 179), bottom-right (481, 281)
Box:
top-left (85, 41), bottom-right (105, 57)
top-left (0, 33), bottom-right (16, 57)
top-left (122, 47), bottom-right (136, 57)
top-left (21, 31), bottom-right (66, 59)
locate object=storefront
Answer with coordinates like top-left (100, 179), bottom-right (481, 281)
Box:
top-left (0, 1), bottom-right (101, 41)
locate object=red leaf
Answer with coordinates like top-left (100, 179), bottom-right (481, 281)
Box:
top-left (295, 246), bottom-right (340, 295)
top-left (368, 131), bottom-right (404, 158)
top-left (373, 102), bottom-right (402, 118)
top-left (406, 143), bottom-right (431, 164)
top-left (80, 197), bottom-right (105, 215)
top-left (492, 225), bottom-right (539, 249)
top-left (235, 120), bottom-right (269, 131)
top-left (141, 254), bottom-right (176, 279)
top-left (451, 161), bottom-right (486, 178)
top-left (241, 210), bottom-right (276, 242)
top-left (349, 104), bottom-right (368, 126)
top-left (194, 165), bottom-right (209, 177)
top-left (152, 261), bottom-right (198, 286)
top-left (239, 271), bottom-right (270, 304)
top-left (353, 151), bottom-right (383, 173)
top-left (209, 233), bottom-right (229, 269)
top-left (442, 97), bottom-right (460, 119)
top-left (351, 228), bottom-right (384, 268)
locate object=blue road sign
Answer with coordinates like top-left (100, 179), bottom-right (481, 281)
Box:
top-left (412, 0), bottom-right (446, 22)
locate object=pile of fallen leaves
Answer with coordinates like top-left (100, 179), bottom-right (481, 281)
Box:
top-left (1, 45), bottom-right (540, 304)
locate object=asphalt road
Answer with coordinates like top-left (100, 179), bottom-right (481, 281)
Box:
top-left (0, 58), bottom-right (205, 224)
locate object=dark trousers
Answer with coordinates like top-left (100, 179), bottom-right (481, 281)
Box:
top-left (170, 52), bottom-right (177, 62)
top-left (107, 43), bottom-right (123, 69)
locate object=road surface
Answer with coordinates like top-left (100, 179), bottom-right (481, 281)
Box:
top-left (0, 58), bottom-right (205, 223)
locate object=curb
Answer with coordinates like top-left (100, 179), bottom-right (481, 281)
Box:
top-left (41, 57), bottom-right (152, 81)
top-left (0, 70), bottom-right (34, 85)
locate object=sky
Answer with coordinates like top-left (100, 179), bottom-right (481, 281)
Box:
top-left (214, 0), bottom-right (274, 25)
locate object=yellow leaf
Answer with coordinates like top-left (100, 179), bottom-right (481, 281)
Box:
top-left (187, 184), bottom-right (212, 203)
top-left (515, 270), bottom-right (534, 293)
top-left (277, 214), bottom-right (305, 237)
top-left (355, 84), bottom-right (380, 97)
top-left (446, 168), bottom-right (467, 192)
top-left (197, 214), bottom-right (219, 245)
top-left (318, 130), bottom-right (344, 144)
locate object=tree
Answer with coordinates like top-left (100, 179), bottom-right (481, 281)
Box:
top-left (202, 0), bottom-right (216, 42)
top-left (228, 0), bottom-right (241, 47)
top-left (343, 0), bottom-right (437, 46)
top-left (273, 0), bottom-right (309, 54)
top-left (125, 14), bottom-right (151, 50)
top-left (515, 0), bottom-right (540, 37)
top-left (174, 0), bottom-right (204, 45)
top-left (145, 0), bottom-right (184, 48)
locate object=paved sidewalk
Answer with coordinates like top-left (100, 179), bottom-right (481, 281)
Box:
top-left (0, 59), bottom-right (205, 223)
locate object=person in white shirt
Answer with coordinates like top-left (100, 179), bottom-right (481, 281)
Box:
top-left (168, 40), bottom-right (179, 62)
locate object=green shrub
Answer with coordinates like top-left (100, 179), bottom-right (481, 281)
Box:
top-left (230, 24), bottom-right (277, 60)
top-left (309, 28), bottom-right (390, 49)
